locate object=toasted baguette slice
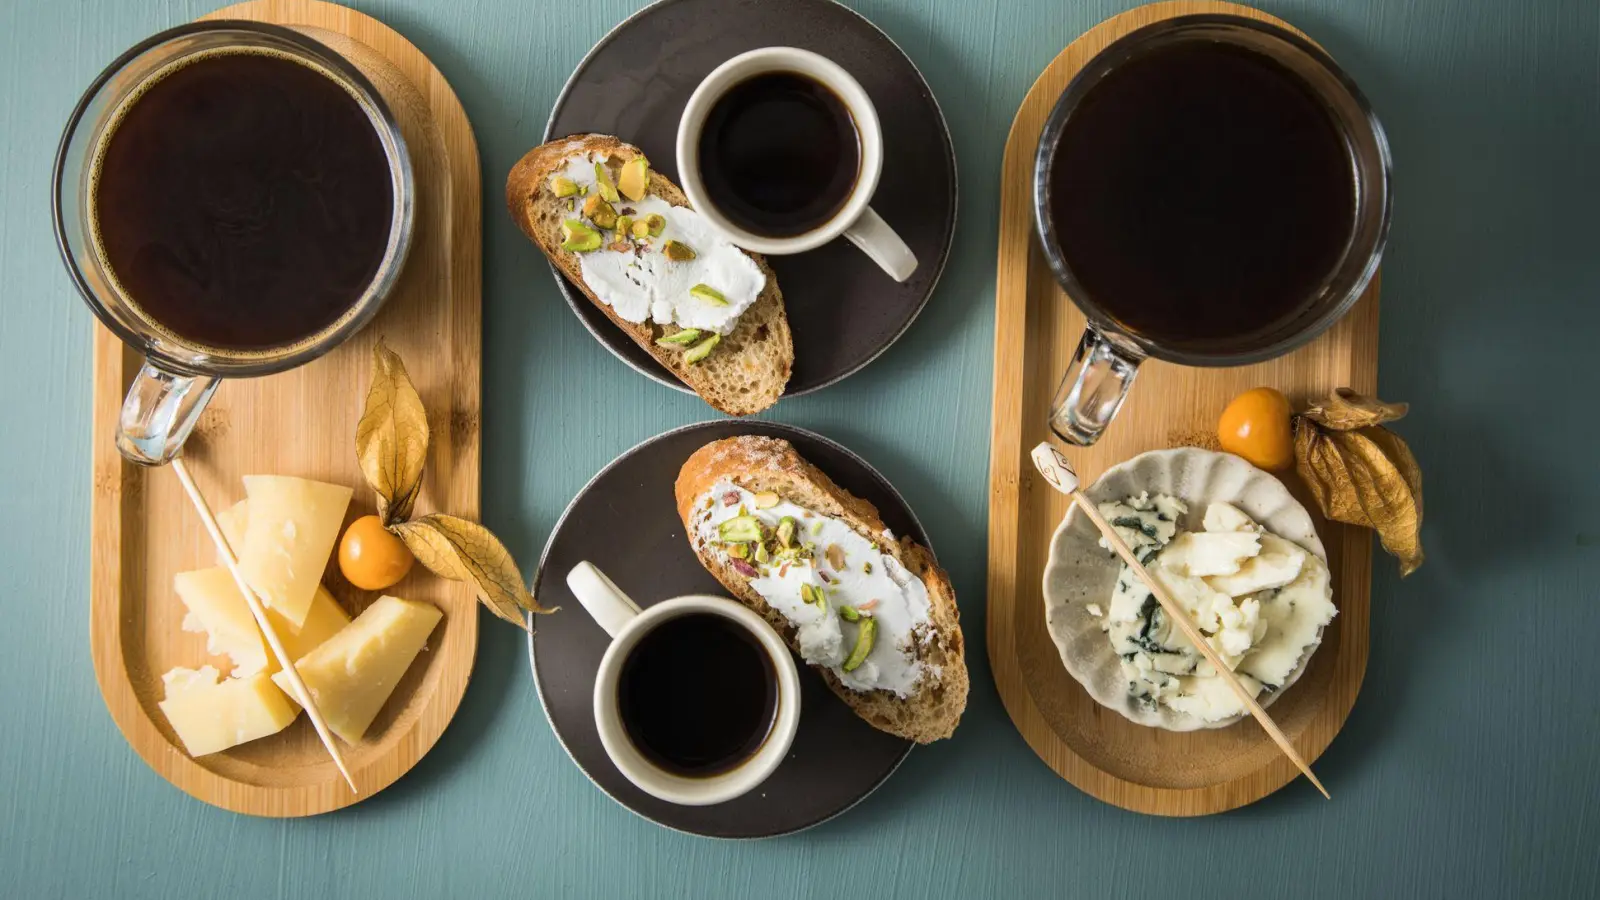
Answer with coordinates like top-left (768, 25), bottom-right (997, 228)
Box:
top-left (675, 436), bottom-right (967, 743)
top-left (506, 135), bottom-right (792, 416)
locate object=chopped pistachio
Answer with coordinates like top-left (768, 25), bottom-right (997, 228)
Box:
top-left (550, 176), bottom-right (580, 198)
top-left (838, 605), bottom-right (860, 622)
top-left (825, 544), bottom-right (846, 570)
top-left (718, 514), bottom-right (763, 543)
top-left (754, 542), bottom-right (770, 564)
top-left (843, 617), bottom-right (877, 672)
top-left (560, 220), bottom-right (602, 252)
top-left (776, 516), bottom-right (798, 549)
top-left (631, 218), bottom-right (651, 238)
top-left (618, 157), bottom-right (650, 202)
top-left (863, 561), bottom-right (872, 575)
top-left (582, 194), bottom-right (618, 230)
top-left (810, 520), bottom-right (824, 536)
top-left (656, 328), bottom-right (703, 347)
top-left (644, 213), bottom-right (667, 236)
top-left (727, 543), bottom-right (750, 560)
top-left (800, 583), bottom-right (827, 610)
top-left (593, 162), bottom-right (620, 203)
top-left (689, 283), bottom-right (727, 306)
top-left (614, 215), bottom-right (634, 239)
top-left (663, 240), bottom-right (697, 261)
top-left (753, 491), bottom-right (780, 509)
top-left (684, 333), bottom-right (720, 364)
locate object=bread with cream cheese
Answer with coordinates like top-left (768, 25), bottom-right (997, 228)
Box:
top-left (506, 135), bottom-right (792, 415)
top-left (674, 435), bottom-right (967, 743)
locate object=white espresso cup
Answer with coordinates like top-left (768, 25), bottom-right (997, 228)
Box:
top-left (676, 46), bottom-right (918, 282)
top-left (566, 562), bottom-right (801, 806)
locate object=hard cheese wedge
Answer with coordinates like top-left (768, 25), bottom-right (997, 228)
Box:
top-left (215, 499), bottom-right (250, 559)
top-left (175, 567), bottom-right (351, 677)
top-left (158, 666), bottom-right (299, 757)
top-left (237, 475), bottom-right (352, 628)
top-left (272, 594), bottom-right (442, 744)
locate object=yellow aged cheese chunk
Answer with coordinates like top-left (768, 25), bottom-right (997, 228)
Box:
top-left (175, 567), bottom-right (352, 677)
top-left (272, 594), bottom-right (443, 744)
top-left (237, 475), bottom-right (352, 629)
top-left (215, 499), bottom-right (250, 559)
top-left (158, 665), bottom-right (299, 757)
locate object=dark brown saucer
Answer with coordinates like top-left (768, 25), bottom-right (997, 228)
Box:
top-left (543, 0), bottom-right (957, 398)
top-left (528, 421), bottom-right (928, 837)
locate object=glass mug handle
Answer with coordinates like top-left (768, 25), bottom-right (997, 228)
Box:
top-left (1048, 328), bottom-right (1142, 446)
top-left (115, 359), bottom-right (220, 466)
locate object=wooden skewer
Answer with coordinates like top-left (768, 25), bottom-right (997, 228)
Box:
top-left (170, 457), bottom-right (359, 793)
top-left (1030, 442), bottom-right (1329, 800)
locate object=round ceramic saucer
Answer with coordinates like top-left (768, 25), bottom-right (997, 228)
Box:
top-left (544, 0), bottom-right (957, 397)
top-left (528, 421), bottom-right (925, 837)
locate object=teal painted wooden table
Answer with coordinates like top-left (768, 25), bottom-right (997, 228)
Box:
top-left (3, 0), bottom-right (1596, 896)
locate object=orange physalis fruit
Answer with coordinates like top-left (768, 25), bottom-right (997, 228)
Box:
top-left (338, 514), bottom-right (415, 591)
top-left (1218, 387), bottom-right (1294, 471)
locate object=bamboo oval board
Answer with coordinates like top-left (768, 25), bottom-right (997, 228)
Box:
top-left (88, 0), bottom-right (481, 817)
top-left (985, 1), bottom-right (1375, 816)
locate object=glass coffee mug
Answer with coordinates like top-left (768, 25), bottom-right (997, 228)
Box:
top-left (53, 22), bottom-right (414, 466)
top-left (1033, 15), bottom-right (1391, 446)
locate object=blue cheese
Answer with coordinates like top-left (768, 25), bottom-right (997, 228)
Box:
top-left (556, 154), bottom-right (764, 335)
top-left (1097, 496), bottom-right (1335, 722)
top-left (1097, 492), bottom-right (1186, 561)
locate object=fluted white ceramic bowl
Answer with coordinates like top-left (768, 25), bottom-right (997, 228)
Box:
top-left (1042, 448), bottom-right (1330, 731)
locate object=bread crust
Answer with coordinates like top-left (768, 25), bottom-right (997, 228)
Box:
top-left (505, 135), bottom-right (791, 415)
top-left (675, 436), bottom-right (968, 743)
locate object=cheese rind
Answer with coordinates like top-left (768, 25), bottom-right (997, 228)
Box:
top-left (176, 566), bottom-right (351, 676)
top-left (272, 594), bottom-right (442, 744)
top-left (158, 666), bottom-right (299, 756)
top-left (237, 475), bottom-right (352, 628)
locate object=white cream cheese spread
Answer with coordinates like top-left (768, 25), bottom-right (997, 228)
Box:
top-left (1097, 495), bottom-right (1337, 722)
top-left (556, 154), bottom-right (764, 335)
top-left (691, 482), bottom-right (936, 697)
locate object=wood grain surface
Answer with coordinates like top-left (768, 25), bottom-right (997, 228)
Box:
top-left (88, 0), bottom-right (482, 816)
top-left (4, 0), bottom-right (1599, 896)
top-left (985, 1), bottom-right (1374, 816)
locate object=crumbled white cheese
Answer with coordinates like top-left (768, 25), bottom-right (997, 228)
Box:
top-left (694, 483), bottom-right (933, 697)
top-left (1204, 534), bottom-right (1308, 596)
top-left (556, 154), bottom-right (764, 335)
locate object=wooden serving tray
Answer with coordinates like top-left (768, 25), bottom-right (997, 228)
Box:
top-left (89, 0), bottom-right (481, 817)
top-left (986, 1), bottom-right (1376, 816)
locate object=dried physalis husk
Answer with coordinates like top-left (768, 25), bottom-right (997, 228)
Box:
top-left (393, 514), bottom-right (553, 631)
top-left (355, 342), bottom-right (550, 629)
top-left (356, 339), bottom-right (430, 525)
top-left (1294, 388), bottom-right (1425, 576)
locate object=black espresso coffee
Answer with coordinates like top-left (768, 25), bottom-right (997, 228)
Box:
top-left (617, 612), bottom-right (777, 778)
top-left (697, 71), bottom-right (860, 237)
top-left (1047, 40), bottom-right (1355, 346)
top-left (91, 49), bottom-right (394, 353)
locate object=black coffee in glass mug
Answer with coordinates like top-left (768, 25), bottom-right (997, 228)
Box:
top-left (92, 49), bottom-right (395, 353)
top-left (1034, 16), bottom-right (1391, 446)
top-left (54, 23), bottom-right (414, 466)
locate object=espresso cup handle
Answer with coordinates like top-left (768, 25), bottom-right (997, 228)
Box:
top-left (566, 562), bottom-right (643, 639)
top-left (842, 206), bottom-right (918, 282)
top-left (115, 359), bottom-right (221, 467)
top-left (1049, 328), bottom-right (1142, 446)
